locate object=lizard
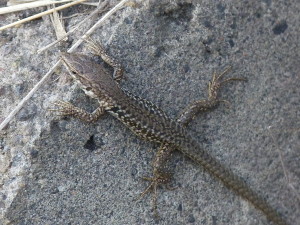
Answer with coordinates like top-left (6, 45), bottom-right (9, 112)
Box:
top-left (51, 42), bottom-right (288, 225)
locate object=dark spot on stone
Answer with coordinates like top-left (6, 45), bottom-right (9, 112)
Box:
top-left (124, 17), bottom-right (132, 24)
top-left (212, 215), bottom-right (217, 225)
top-left (262, 0), bottom-right (272, 6)
top-left (17, 104), bottom-right (37, 121)
top-left (177, 203), bottom-right (182, 211)
top-left (108, 210), bottom-right (114, 218)
top-left (203, 36), bottom-right (214, 46)
top-left (50, 188), bottom-right (59, 194)
top-left (154, 46), bottom-right (165, 58)
top-left (229, 39), bottom-right (235, 47)
top-left (203, 20), bottom-right (212, 28)
top-left (0, 201), bottom-right (5, 209)
top-left (187, 214), bottom-right (196, 223)
top-left (217, 3), bottom-right (226, 14)
top-left (1, 194), bottom-right (7, 200)
top-left (230, 21), bottom-right (237, 29)
top-left (30, 149), bottom-right (39, 158)
top-left (272, 20), bottom-right (288, 35)
top-left (14, 83), bottom-right (27, 97)
top-left (50, 121), bottom-right (62, 133)
top-left (202, 136), bottom-right (211, 144)
top-left (131, 165), bottom-right (138, 176)
top-left (243, 36), bottom-right (249, 43)
top-left (154, 216), bottom-right (160, 224)
top-left (266, 158), bottom-right (273, 166)
top-left (11, 155), bottom-right (22, 167)
top-left (84, 135), bottom-right (96, 151)
top-left (0, 86), bottom-right (6, 96)
top-left (255, 11), bottom-right (261, 18)
top-left (0, 138), bottom-right (4, 150)
top-left (138, 65), bottom-right (144, 71)
top-left (183, 64), bottom-right (190, 73)
top-left (141, 120), bottom-right (148, 127)
top-left (119, 147), bottom-right (126, 155)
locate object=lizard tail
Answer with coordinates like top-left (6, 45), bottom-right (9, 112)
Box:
top-left (179, 137), bottom-right (288, 225)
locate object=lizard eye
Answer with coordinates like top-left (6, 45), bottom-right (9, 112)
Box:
top-left (85, 87), bottom-right (92, 91)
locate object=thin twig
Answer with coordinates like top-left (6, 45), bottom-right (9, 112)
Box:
top-left (0, 60), bottom-right (62, 131)
top-left (38, 0), bottom-right (109, 54)
top-left (0, 0), bottom-right (87, 31)
top-left (0, 0), bottom-right (129, 131)
top-left (49, 5), bottom-right (68, 41)
top-left (66, 0), bottom-right (128, 52)
top-left (0, 0), bottom-right (71, 15)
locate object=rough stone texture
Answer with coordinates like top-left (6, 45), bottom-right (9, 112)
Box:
top-left (0, 0), bottom-right (299, 224)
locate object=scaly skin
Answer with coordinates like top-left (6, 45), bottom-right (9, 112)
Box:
top-left (139, 68), bottom-right (247, 215)
top-left (51, 46), bottom-right (288, 225)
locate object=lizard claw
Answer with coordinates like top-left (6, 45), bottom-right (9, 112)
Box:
top-left (209, 67), bottom-right (247, 97)
top-left (136, 173), bottom-right (173, 217)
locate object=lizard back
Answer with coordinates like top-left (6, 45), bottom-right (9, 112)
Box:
top-left (60, 52), bottom-right (288, 225)
top-left (107, 90), bottom-right (288, 225)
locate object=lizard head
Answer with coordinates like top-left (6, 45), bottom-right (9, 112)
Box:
top-left (60, 52), bottom-right (122, 102)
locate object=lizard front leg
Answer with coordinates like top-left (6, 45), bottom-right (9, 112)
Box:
top-left (84, 38), bottom-right (124, 82)
top-left (50, 100), bottom-right (106, 123)
top-left (140, 67), bottom-right (246, 216)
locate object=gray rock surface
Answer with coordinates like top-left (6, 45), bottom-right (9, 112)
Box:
top-left (0, 0), bottom-right (299, 224)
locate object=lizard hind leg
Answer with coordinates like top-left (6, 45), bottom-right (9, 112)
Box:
top-left (83, 38), bottom-right (124, 82)
top-left (178, 67), bottom-right (247, 125)
top-left (137, 67), bottom-right (247, 217)
top-left (137, 144), bottom-right (175, 217)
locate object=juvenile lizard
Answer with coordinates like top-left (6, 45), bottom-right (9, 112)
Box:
top-left (52, 43), bottom-right (288, 225)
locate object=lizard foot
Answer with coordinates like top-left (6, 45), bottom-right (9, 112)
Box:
top-left (137, 173), bottom-right (175, 217)
top-left (208, 66), bottom-right (247, 102)
top-left (49, 100), bottom-right (104, 122)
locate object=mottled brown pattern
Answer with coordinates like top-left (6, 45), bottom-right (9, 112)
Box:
top-left (51, 45), bottom-right (288, 225)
